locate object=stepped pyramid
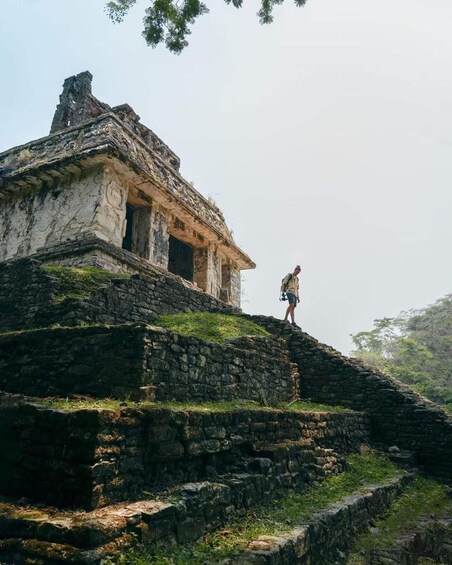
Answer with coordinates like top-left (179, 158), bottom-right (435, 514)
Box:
top-left (0, 74), bottom-right (451, 564)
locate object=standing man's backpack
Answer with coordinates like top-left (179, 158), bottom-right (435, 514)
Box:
top-left (280, 273), bottom-right (293, 301)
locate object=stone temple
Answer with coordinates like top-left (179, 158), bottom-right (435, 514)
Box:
top-left (0, 71), bottom-right (254, 307)
top-left (0, 74), bottom-right (451, 564)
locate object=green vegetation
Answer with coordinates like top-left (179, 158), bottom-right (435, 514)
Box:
top-left (35, 397), bottom-right (352, 414)
top-left (110, 452), bottom-right (403, 564)
top-left (157, 312), bottom-right (269, 343)
top-left (351, 294), bottom-right (452, 413)
top-left (106, 0), bottom-right (307, 54)
top-left (348, 476), bottom-right (452, 564)
top-left (43, 265), bottom-right (129, 302)
top-left (286, 400), bottom-right (353, 413)
top-left (0, 322), bottom-right (112, 338)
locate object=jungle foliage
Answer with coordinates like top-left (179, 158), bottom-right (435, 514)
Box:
top-left (351, 294), bottom-right (452, 412)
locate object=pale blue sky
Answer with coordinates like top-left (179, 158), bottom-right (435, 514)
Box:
top-left (1, 0), bottom-right (451, 353)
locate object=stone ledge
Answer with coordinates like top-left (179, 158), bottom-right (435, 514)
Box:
top-left (0, 395), bottom-right (368, 509)
top-left (0, 323), bottom-right (297, 404)
top-left (0, 473), bottom-right (412, 564)
top-left (233, 474), bottom-right (414, 564)
top-left (0, 465), bottom-right (347, 564)
top-left (0, 256), bottom-right (240, 334)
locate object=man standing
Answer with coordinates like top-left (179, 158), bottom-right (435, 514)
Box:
top-left (282, 265), bottom-right (301, 327)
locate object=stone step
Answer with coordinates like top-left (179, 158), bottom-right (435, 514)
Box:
top-left (366, 516), bottom-right (452, 564)
top-left (219, 474), bottom-right (415, 564)
top-left (0, 433), bottom-right (370, 564)
top-left (0, 324), bottom-right (297, 405)
top-left (0, 472), bottom-right (414, 564)
top-left (250, 440), bottom-right (347, 482)
top-left (0, 460), bottom-right (348, 565)
top-left (0, 395), bottom-right (369, 510)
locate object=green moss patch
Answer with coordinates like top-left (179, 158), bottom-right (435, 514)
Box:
top-left (287, 400), bottom-right (354, 413)
top-left (348, 476), bottom-right (452, 564)
top-left (34, 397), bottom-right (354, 414)
top-left (43, 265), bottom-right (129, 302)
top-left (111, 452), bottom-right (403, 564)
top-left (157, 313), bottom-right (269, 343)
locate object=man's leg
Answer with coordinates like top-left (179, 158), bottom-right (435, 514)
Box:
top-left (289, 304), bottom-right (296, 324)
top-left (284, 304), bottom-right (291, 322)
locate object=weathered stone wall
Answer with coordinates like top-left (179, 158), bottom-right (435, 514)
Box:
top-left (0, 325), bottom-right (150, 400)
top-left (0, 325), bottom-right (298, 405)
top-left (0, 165), bottom-right (127, 262)
top-left (0, 397), bottom-right (369, 509)
top-left (251, 316), bottom-right (452, 482)
top-left (0, 113), bottom-right (239, 247)
top-left (1, 99), bottom-right (255, 304)
top-left (0, 258), bottom-right (240, 334)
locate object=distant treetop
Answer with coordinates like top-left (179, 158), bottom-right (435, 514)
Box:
top-left (105, 0), bottom-right (307, 54)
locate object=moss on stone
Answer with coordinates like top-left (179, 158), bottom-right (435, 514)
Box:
top-left (157, 312), bottom-right (270, 343)
top-left (287, 400), bottom-right (354, 413)
top-left (43, 265), bottom-right (129, 302)
top-left (348, 476), bottom-right (452, 563)
top-left (33, 397), bottom-right (355, 414)
top-left (108, 452), bottom-right (404, 564)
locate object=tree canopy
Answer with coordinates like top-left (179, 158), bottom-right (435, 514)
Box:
top-left (105, 0), bottom-right (307, 53)
top-left (351, 294), bottom-right (452, 412)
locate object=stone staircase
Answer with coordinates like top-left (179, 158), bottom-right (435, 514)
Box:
top-left (0, 394), bottom-right (369, 563)
top-left (0, 260), bottom-right (451, 564)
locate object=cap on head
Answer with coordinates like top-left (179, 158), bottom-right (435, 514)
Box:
top-left (295, 265), bottom-right (301, 270)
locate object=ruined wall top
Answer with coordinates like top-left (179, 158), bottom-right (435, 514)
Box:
top-left (50, 71), bottom-right (180, 171)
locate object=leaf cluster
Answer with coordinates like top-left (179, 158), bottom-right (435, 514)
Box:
top-left (105, 0), bottom-right (308, 53)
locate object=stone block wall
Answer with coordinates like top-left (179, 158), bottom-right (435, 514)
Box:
top-left (0, 397), bottom-right (369, 509)
top-left (0, 325), bottom-right (298, 405)
top-left (0, 165), bottom-right (122, 263)
top-left (0, 399), bottom-right (103, 509)
top-left (251, 316), bottom-right (452, 482)
top-left (0, 257), bottom-right (240, 334)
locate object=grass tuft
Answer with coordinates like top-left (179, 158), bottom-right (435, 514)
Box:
top-left (43, 265), bottom-right (129, 302)
top-left (348, 476), bottom-right (452, 563)
top-left (157, 313), bottom-right (269, 343)
top-left (34, 397), bottom-right (355, 414)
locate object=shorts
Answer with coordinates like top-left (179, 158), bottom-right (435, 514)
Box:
top-left (286, 293), bottom-right (298, 305)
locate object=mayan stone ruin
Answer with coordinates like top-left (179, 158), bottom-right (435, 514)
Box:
top-left (0, 73), bottom-right (451, 564)
top-left (0, 71), bottom-right (254, 307)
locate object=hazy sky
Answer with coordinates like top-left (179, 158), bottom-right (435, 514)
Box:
top-left (1, 0), bottom-right (451, 353)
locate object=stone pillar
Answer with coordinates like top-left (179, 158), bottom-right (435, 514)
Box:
top-left (221, 262), bottom-right (241, 307)
top-left (193, 248), bottom-right (209, 292)
top-left (193, 245), bottom-right (222, 298)
top-left (131, 207), bottom-right (152, 259)
top-left (149, 206), bottom-right (170, 269)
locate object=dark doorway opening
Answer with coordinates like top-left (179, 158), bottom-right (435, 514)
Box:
top-left (168, 235), bottom-right (193, 281)
top-left (122, 204), bottom-right (134, 252)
